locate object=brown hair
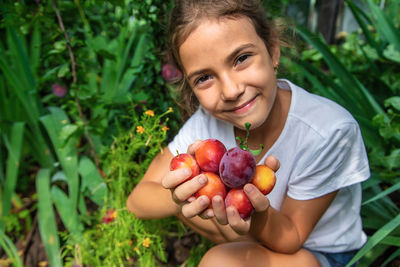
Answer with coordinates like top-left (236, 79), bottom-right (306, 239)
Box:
top-left (168, 0), bottom-right (283, 121)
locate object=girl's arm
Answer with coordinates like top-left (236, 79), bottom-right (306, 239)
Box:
top-left (248, 189), bottom-right (338, 253)
top-left (126, 147), bottom-right (180, 219)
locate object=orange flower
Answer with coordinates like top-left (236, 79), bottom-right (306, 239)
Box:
top-left (145, 110), bottom-right (154, 117)
top-left (102, 209), bottom-right (117, 224)
top-left (168, 107), bottom-right (173, 112)
top-left (136, 126), bottom-right (144, 134)
top-left (142, 237), bottom-right (151, 248)
top-left (161, 125), bottom-right (169, 132)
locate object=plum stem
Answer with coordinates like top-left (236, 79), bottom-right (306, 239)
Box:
top-left (235, 123), bottom-right (264, 156)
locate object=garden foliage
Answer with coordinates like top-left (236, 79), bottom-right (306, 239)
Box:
top-left (281, 0), bottom-right (400, 265)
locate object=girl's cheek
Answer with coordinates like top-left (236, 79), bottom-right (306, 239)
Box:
top-left (194, 89), bottom-right (219, 109)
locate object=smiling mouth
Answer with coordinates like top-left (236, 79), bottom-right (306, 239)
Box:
top-left (228, 95), bottom-right (259, 114)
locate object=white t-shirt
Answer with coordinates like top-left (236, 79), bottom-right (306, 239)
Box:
top-left (168, 79), bottom-right (370, 253)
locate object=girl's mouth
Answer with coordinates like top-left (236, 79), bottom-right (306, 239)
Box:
top-left (231, 95), bottom-right (259, 114)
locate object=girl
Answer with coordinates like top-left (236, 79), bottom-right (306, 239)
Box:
top-left (127, 1), bottom-right (370, 266)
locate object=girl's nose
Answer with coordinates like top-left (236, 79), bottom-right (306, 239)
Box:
top-left (220, 72), bottom-right (244, 101)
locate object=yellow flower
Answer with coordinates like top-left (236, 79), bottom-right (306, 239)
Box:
top-left (161, 125), bottom-right (169, 132)
top-left (134, 246), bottom-right (139, 252)
top-left (142, 237), bottom-right (151, 248)
top-left (112, 210), bottom-right (117, 219)
top-left (145, 110), bottom-right (154, 117)
top-left (136, 126), bottom-right (144, 134)
top-left (168, 107), bottom-right (173, 112)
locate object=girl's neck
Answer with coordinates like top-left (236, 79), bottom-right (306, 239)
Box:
top-left (234, 87), bottom-right (291, 162)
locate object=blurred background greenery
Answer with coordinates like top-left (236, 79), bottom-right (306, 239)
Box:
top-left (0, 0), bottom-right (399, 266)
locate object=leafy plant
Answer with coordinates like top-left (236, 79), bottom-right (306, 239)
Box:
top-left (281, 0), bottom-right (400, 265)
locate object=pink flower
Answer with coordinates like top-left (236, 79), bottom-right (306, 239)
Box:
top-left (52, 83), bottom-right (67, 97)
top-left (161, 64), bottom-right (182, 82)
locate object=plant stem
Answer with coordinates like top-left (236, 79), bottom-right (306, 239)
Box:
top-left (52, 0), bottom-right (103, 176)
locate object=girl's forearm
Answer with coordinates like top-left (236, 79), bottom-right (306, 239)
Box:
top-left (126, 181), bottom-right (180, 219)
top-left (249, 207), bottom-right (303, 254)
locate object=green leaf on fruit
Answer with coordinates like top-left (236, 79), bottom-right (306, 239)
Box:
top-left (249, 144), bottom-right (264, 157)
top-left (236, 122), bottom-right (264, 156)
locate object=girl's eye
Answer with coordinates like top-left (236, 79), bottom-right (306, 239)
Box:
top-left (235, 54), bottom-right (250, 66)
top-left (194, 75), bottom-right (212, 86)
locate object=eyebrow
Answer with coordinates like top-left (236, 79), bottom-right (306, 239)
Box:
top-left (186, 43), bottom-right (256, 82)
top-left (225, 43), bottom-right (256, 64)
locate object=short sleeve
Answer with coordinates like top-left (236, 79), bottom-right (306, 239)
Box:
top-left (287, 122), bottom-right (370, 200)
top-left (168, 111), bottom-right (203, 156)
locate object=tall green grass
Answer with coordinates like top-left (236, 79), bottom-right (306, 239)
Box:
top-left (292, 0), bottom-right (400, 265)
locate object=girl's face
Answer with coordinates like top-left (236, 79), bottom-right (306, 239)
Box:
top-left (179, 16), bottom-right (280, 130)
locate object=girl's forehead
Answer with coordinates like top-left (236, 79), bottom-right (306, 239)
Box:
top-left (179, 16), bottom-right (256, 49)
top-left (178, 15), bottom-right (255, 46)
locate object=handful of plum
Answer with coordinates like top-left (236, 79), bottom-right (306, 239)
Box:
top-left (170, 123), bottom-right (276, 219)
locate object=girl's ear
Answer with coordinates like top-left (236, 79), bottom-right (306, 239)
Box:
top-left (271, 42), bottom-right (280, 70)
top-left (270, 32), bottom-right (281, 69)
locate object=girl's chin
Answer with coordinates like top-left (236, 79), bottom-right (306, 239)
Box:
top-left (232, 115), bottom-right (268, 131)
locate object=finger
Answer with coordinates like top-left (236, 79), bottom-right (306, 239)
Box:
top-left (173, 174), bottom-right (208, 202)
top-left (162, 167), bottom-right (192, 189)
top-left (243, 184), bottom-right (270, 212)
top-left (181, 195), bottom-right (210, 218)
top-left (199, 208), bottom-right (215, 220)
top-left (264, 155), bottom-right (280, 172)
top-left (226, 206), bottom-right (250, 235)
top-left (212, 195), bottom-right (228, 225)
top-left (187, 140), bottom-right (204, 155)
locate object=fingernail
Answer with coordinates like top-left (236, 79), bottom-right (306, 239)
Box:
top-left (184, 168), bottom-right (191, 175)
top-left (200, 196), bottom-right (208, 206)
top-left (244, 184), bottom-right (253, 193)
top-left (198, 175), bottom-right (207, 185)
top-left (227, 208), bottom-right (234, 217)
top-left (207, 210), bottom-right (214, 217)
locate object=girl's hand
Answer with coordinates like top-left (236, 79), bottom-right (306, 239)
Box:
top-left (211, 155), bottom-right (280, 235)
top-left (162, 140), bottom-right (213, 218)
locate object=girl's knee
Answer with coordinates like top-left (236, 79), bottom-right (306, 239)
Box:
top-left (198, 242), bottom-right (321, 267)
top-left (198, 241), bottom-right (262, 267)
top-left (199, 244), bottom-right (235, 267)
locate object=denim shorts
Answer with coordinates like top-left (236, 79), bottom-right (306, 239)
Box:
top-left (307, 249), bottom-right (359, 267)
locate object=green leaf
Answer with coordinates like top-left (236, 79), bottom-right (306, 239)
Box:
top-left (78, 156), bottom-right (108, 206)
top-left (384, 96), bottom-right (400, 111)
top-left (57, 63), bottom-right (70, 78)
top-left (346, 0), bottom-right (381, 54)
top-left (40, 108), bottom-right (79, 210)
top-left (296, 25), bottom-right (385, 119)
top-left (51, 186), bottom-right (83, 236)
top-left (36, 169), bottom-right (62, 267)
top-left (363, 182), bottom-right (400, 205)
top-left (0, 122), bottom-right (25, 231)
top-left (367, 0), bottom-right (400, 52)
top-left (383, 44), bottom-right (400, 63)
top-left (59, 124), bottom-right (79, 142)
top-left (0, 230), bottom-right (23, 267)
top-left (346, 212), bottom-right (400, 266)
